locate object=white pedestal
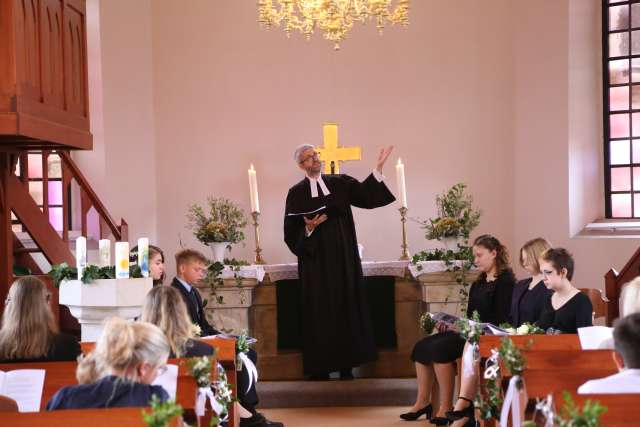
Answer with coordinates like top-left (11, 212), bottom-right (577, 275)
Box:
top-left (59, 278), bottom-right (153, 342)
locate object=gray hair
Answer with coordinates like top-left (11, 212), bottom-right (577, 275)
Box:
top-left (293, 144), bottom-right (315, 163)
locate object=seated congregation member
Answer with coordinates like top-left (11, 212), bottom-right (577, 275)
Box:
top-left (131, 244), bottom-right (166, 286)
top-left (578, 312), bottom-right (640, 394)
top-left (0, 276), bottom-right (80, 363)
top-left (141, 285), bottom-right (214, 357)
top-left (401, 235), bottom-right (515, 424)
top-left (620, 277), bottom-right (640, 317)
top-left (536, 248), bottom-right (593, 333)
top-left (170, 249), bottom-right (283, 427)
top-left (46, 318), bottom-right (169, 409)
top-left (446, 237), bottom-right (553, 427)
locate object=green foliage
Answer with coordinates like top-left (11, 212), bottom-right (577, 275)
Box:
top-left (499, 337), bottom-right (526, 390)
top-left (555, 391), bottom-right (607, 427)
top-left (141, 396), bottom-right (183, 427)
top-left (476, 376), bottom-right (503, 420)
top-left (49, 263), bottom-right (143, 288)
top-left (419, 312), bottom-right (437, 335)
top-left (187, 356), bottom-right (214, 388)
top-left (418, 183), bottom-right (481, 241)
top-left (455, 310), bottom-right (483, 345)
top-left (187, 197), bottom-right (247, 245)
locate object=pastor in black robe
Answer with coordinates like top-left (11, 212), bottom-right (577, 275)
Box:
top-left (283, 172), bottom-right (395, 375)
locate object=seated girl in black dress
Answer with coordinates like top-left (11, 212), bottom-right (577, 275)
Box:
top-left (400, 235), bottom-right (516, 424)
top-left (0, 276), bottom-right (80, 363)
top-left (446, 237), bottom-right (553, 427)
top-left (46, 318), bottom-right (170, 410)
top-left (536, 248), bottom-right (593, 333)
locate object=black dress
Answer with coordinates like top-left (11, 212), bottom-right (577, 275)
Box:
top-left (411, 269), bottom-right (515, 364)
top-left (46, 375), bottom-right (168, 410)
top-left (509, 279), bottom-right (553, 327)
top-left (0, 333), bottom-right (80, 363)
top-left (284, 173), bottom-right (395, 375)
top-left (536, 292), bottom-right (593, 333)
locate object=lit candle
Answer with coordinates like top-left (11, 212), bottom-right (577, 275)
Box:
top-left (115, 242), bottom-right (130, 279)
top-left (396, 158), bottom-right (408, 208)
top-left (76, 236), bottom-right (87, 280)
top-left (98, 239), bottom-right (111, 267)
top-left (138, 237), bottom-right (149, 278)
top-left (248, 164), bottom-right (260, 213)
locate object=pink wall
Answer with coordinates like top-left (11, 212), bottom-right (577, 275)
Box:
top-left (82, 0), bottom-right (639, 289)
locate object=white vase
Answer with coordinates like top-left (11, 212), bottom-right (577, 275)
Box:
top-left (210, 242), bottom-right (230, 263)
top-left (441, 237), bottom-right (461, 252)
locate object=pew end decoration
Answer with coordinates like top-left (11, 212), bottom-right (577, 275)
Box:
top-left (554, 391), bottom-right (607, 427)
top-left (141, 396), bottom-right (183, 427)
top-left (186, 355), bottom-right (234, 425)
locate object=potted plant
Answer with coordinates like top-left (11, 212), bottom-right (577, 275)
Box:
top-left (186, 197), bottom-right (248, 263)
top-left (419, 183), bottom-right (481, 251)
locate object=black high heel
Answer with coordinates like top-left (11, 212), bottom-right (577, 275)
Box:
top-left (429, 416), bottom-right (452, 426)
top-left (399, 403), bottom-right (432, 421)
top-left (446, 396), bottom-right (475, 421)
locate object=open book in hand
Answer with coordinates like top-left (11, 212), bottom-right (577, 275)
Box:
top-left (0, 369), bottom-right (45, 412)
top-left (286, 205), bottom-right (327, 218)
top-left (428, 312), bottom-right (510, 336)
top-left (201, 333), bottom-right (258, 345)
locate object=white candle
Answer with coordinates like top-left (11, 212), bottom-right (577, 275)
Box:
top-left (248, 164), bottom-right (260, 213)
top-left (76, 236), bottom-right (87, 280)
top-left (396, 158), bottom-right (408, 208)
top-left (138, 238), bottom-right (149, 278)
top-left (98, 239), bottom-right (111, 267)
top-left (115, 242), bottom-right (130, 279)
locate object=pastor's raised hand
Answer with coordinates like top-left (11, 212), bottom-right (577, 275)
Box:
top-left (376, 146), bottom-right (394, 173)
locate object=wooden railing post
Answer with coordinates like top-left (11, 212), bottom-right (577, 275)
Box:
top-left (0, 153), bottom-right (16, 308)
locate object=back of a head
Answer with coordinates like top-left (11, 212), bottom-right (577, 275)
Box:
top-left (141, 286), bottom-right (193, 357)
top-left (0, 276), bottom-right (56, 360)
top-left (620, 277), bottom-right (640, 317)
top-left (613, 312), bottom-right (640, 369)
top-left (77, 317), bottom-right (170, 384)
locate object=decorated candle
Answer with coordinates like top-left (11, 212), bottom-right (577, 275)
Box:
top-left (98, 239), bottom-right (111, 267)
top-left (138, 237), bottom-right (149, 278)
top-left (396, 158), bottom-right (408, 208)
top-left (115, 242), bottom-right (130, 279)
top-left (76, 236), bottom-right (87, 280)
top-left (248, 164), bottom-right (260, 213)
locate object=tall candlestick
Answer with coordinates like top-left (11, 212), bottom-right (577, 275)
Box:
top-left (252, 211), bottom-right (266, 264)
top-left (138, 238), bottom-right (149, 278)
top-left (399, 207), bottom-right (410, 260)
top-left (396, 158), bottom-right (408, 208)
top-left (98, 239), bottom-right (111, 267)
top-left (76, 236), bottom-right (87, 279)
top-left (115, 242), bottom-right (130, 279)
top-left (248, 164), bottom-right (260, 213)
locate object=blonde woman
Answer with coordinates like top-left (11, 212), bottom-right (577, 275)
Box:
top-left (141, 285), bottom-right (213, 357)
top-left (0, 276), bottom-right (79, 363)
top-left (46, 318), bottom-right (170, 410)
top-left (620, 277), bottom-right (640, 317)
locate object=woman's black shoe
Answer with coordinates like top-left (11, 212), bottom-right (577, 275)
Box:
top-left (429, 416), bottom-right (451, 426)
top-left (446, 396), bottom-right (475, 421)
top-left (399, 403), bottom-right (432, 421)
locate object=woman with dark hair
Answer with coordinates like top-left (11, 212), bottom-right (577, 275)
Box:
top-left (400, 235), bottom-right (515, 424)
top-left (0, 276), bottom-right (80, 363)
top-left (536, 248), bottom-right (592, 333)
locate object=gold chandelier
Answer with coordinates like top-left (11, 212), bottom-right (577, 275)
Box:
top-left (257, 0), bottom-right (410, 50)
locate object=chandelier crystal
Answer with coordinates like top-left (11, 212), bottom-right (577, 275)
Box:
top-left (258, 0), bottom-right (410, 50)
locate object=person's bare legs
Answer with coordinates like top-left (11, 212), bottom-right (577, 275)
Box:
top-left (409, 361), bottom-right (435, 411)
top-left (450, 342), bottom-right (479, 426)
top-left (433, 361), bottom-right (456, 418)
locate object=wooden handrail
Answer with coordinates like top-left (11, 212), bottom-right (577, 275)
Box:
top-left (58, 151), bottom-right (127, 241)
top-left (604, 247), bottom-right (640, 325)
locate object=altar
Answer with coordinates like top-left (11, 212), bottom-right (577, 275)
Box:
top-left (194, 260), bottom-right (476, 380)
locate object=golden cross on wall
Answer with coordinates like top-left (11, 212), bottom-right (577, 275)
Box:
top-left (316, 123), bottom-right (362, 174)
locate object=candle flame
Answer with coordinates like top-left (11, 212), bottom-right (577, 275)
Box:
top-left (250, 164), bottom-right (255, 171)
top-left (397, 158), bottom-right (403, 165)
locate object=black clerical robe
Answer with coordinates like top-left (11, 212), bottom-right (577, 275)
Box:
top-left (283, 173), bottom-right (395, 375)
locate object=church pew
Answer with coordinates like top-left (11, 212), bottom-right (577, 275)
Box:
top-left (478, 334), bottom-right (581, 358)
top-left (552, 392), bottom-right (640, 426)
top-left (0, 407), bottom-right (195, 427)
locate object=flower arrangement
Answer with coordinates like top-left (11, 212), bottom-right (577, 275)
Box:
top-left (418, 183), bottom-right (481, 242)
top-left (554, 391), bottom-right (607, 427)
top-left (419, 312), bottom-right (438, 335)
top-left (187, 197), bottom-right (247, 245)
top-left (499, 322), bottom-right (545, 336)
top-left (455, 311), bottom-right (484, 345)
top-left (187, 356), bottom-right (214, 388)
top-left (141, 396), bottom-right (183, 427)
top-left (49, 262), bottom-right (143, 288)
top-left (186, 356), bottom-right (234, 425)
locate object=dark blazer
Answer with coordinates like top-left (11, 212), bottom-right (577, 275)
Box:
top-left (0, 332), bottom-right (80, 363)
top-left (170, 277), bottom-right (219, 336)
top-left (171, 339), bottom-right (214, 358)
top-left (509, 278), bottom-right (553, 327)
top-left (46, 375), bottom-right (168, 410)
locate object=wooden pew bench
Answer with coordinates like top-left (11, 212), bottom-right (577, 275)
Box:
top-left (553, 392), bottom-right (640, 426)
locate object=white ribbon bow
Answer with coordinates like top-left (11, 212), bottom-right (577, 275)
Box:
top-left (462, 342), bottom-right (479, 376)
top-left (195, 386), bottom-right (217, 417)
top-left (500, 375), bottom-right (528, 427)
top-left (238, 352), bottom-right (259, 394)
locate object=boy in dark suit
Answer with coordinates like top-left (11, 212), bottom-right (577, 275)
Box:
top-left (170, 249), bottom-right (282, 427)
